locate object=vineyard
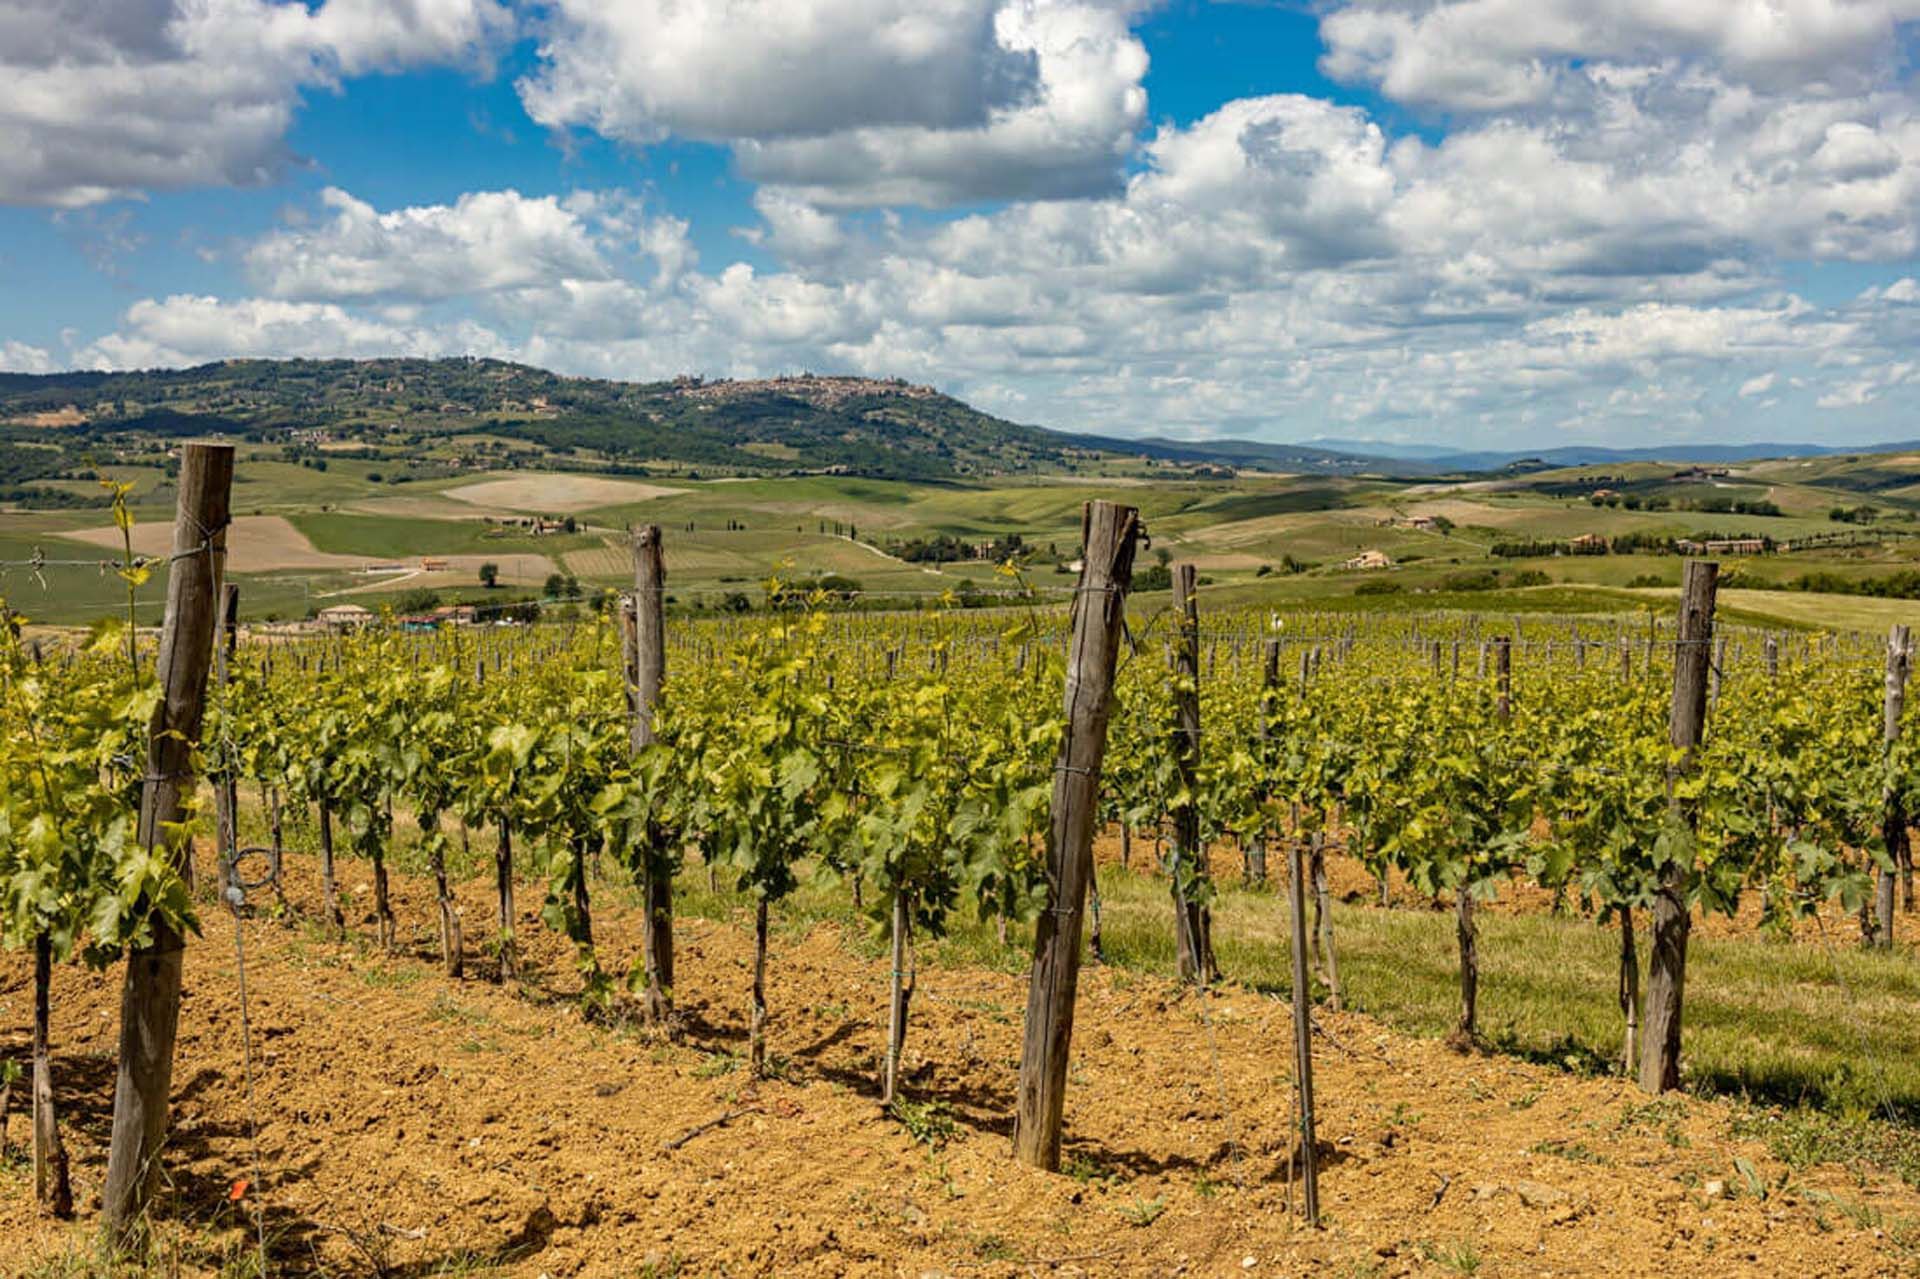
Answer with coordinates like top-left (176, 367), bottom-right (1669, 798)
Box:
top-left (5, 450), bottom-right (1920, 1276)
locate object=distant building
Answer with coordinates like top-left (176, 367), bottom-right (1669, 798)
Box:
top-left (421, 557), bottom-right (450, 570)
top-left (432, 604), bottom-right (478, 625)
top-left (1676, 537), bottom-right (1767, 556)
top-left (1344, 550), bottom-right (1394, 570)
top-left (317, 604), bottom-right (374, 630)
top-left (1569, 533), bottom-right (1608, 552)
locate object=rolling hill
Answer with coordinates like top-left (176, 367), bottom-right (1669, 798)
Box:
top-left (0, 358), bottom-right (1386, 485)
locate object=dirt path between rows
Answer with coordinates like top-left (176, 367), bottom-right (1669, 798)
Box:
top-left (2, 851), bottom-right (1915, 1277)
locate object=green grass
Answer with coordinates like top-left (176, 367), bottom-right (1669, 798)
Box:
top-left (289, 511), bottom-right (599, 558)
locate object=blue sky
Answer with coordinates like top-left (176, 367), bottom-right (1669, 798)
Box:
top-left (4, 1), bottom-right (1920, 450)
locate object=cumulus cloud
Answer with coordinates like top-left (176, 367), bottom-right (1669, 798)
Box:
top-left (1320, 0), bottom-right (1920, 112)
top-left (73, 294), bottom-right (509, 369)
top-left (0, 339), bottom-right (54, 373)
top-left (246, 187), bottom-right (617, 301)
top-left (59, 168), bottom-right (1920, 447)
top-left (522, 0), bottom-right (1149, 205)
top-left (0, 0), bottom-right (512, 207)
top-left (19, 1), bottom-right (1920, 446)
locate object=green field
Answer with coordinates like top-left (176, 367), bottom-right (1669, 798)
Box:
top-left (8, 441), bottom-right (1920, 629)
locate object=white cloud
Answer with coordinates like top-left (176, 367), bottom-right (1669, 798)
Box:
top-left (0, 0), bottom-right (512, 207)
top-left (73, 294), bottom-right (508, 369)
top-left (0, 339), bottom-right (53, 373)
top-left (247, 187), bottom-right (616, 301)
top-left (519, 0), bottom-right (1031, 142)
top-left (20, 2), bottom-right (1920, 447)
top-left (1320, 0), bottom-right (1920, 112)
top-left (522, 0), bottom-right (1149, 205)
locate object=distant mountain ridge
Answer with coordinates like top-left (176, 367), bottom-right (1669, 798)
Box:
top-left (0, 357), bottom-right (1898, 481)
top-left (1308, 438), bottom-right (1920, 470)
top-left (0, 358), bottom-right (1399, 481)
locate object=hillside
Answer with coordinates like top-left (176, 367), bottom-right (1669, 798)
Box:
top-left (0, 358), bottom-right (1381, 484)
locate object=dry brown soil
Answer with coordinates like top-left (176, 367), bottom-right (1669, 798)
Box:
top-left (3, 852), bottom-right (1916, 1277)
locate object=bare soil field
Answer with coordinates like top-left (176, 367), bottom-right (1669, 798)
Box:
top-left (57, 519), bottom-right (561, 593)
top-left (59, 516), bottom-right (370, 573)
top-left (4, 852), bottom-right (1915, 1277)
top-left (444, 475), bottom-right (685, 513)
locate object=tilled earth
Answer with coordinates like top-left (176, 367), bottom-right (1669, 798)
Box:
top-left (3, 851), bottom-right (1917, 1277)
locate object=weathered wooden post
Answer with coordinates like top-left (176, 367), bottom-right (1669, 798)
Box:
top-left (1169, 563), bottom-right (1214, 985)
top-left (1639, 559), bottom-right (1717, 1094)
top-left (630, 525), bottom-right (674, 1019)
top-left (1014, 501), bottom-right (1139, 1171)
top-left (103, 441), bottom-right (233, 1238)
top-left (1874, 625), bottom-right (1911, 947)
top-left (1288, 832), bottom-right (1321, 1226)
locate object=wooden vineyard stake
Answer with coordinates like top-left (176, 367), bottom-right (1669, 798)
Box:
top-left (630, 525), bottom-right (674, 1022)
top-left (1453, 636), bottom-right (1511, 1047)
top-left (1639, 559), bottom-right (1717, 1094)
top-left (1013, 500), bottom-right (1139, 1171)
top-left (1246, 638), bottom-right (1280, 888)
top-left (1288, 833), bottom-right (1321, 1226)
top-left (496, 819), bottom-right (518, 982)
top-left (103, 441), bottom-right (233, 1238)
top-left (1874, 625), bottom-right (1912, 947)
top-left (1310, 832), bottom-right (1339, 1011)
top-left (1170, 563), bottom-right (1215, 986)
top-left (32, 934), bottom-right (72, 1217)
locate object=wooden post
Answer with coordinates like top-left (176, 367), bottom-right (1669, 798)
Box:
top-left (630, 526), bottom-right (673, 1020)
top-left (1169, 563), bottom-right (1214, 985)
top-left (1013, 500), bottom-right (1139, 1171)
top-left (1310, 832), bottom-right (1339, 1011)
top-left (32, 935), bottom-right (72, 1216)
top-left (103, 441), bottom-right (233, 1237)
top-left (1638, 559), bottom-right (1717, 1094)
top-left (1246, 639), bottom-right (1279, 889)
top-left (495, 820), bottom-right (517, 982)
top-left (1874, 625), bottom-right (1911, 948)
top-left (1288, 834), bottom-right (1320, 1226)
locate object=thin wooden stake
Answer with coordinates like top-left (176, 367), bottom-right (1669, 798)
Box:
top-left (630, 525), bottom-right (673, 1021)
top-left (1288, 836), bottom-right (1320, 1227)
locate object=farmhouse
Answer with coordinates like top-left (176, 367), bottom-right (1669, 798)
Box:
top-left (316, 603), bottom-right (374, 630)
top-left (1675, 537), bottom-right (1767, 556)
top-left (1344, 550), bottom-right (1394, 570)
